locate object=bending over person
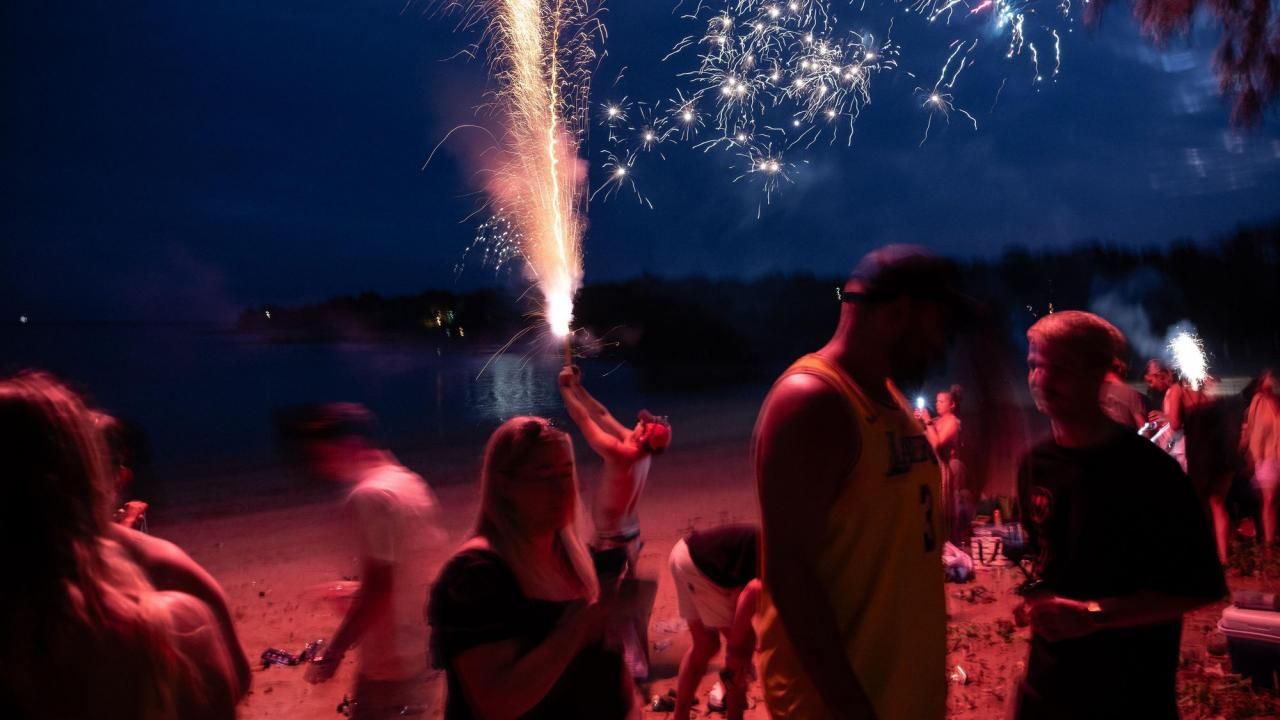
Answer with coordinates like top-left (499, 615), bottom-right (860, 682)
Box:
top-left (668, 524), bottom-right (761, 720)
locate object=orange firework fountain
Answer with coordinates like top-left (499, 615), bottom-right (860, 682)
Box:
top-left (449, 0), bottom-right (602, 353)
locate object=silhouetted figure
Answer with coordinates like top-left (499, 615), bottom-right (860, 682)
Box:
top-left (1013, 312), bottom-right (1225, 720)
top-left (301, 404), bottom-right (440, 720)
top-left (1166, 378), bottom-right (1234, 561)
top-left (0, 371), bottom-right (242, 719)
top-left (918, 384), bottom-right (970, 544)
top-left (427, 417), bottom-right (631, 719)
top-left (1100, 357), bottom-right (1146, 430)
top-left (754, 246), bottom-right (974, 719)
top-left (1143, 359), bottom-right (1175, 418)
top-left (93, 411), bottom-right (150, 529)
top-left (1243, 368), bottom-right (1280, 548)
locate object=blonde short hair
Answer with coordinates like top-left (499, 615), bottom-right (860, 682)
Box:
top-left (1026, 311), bottom-right (1126, 376)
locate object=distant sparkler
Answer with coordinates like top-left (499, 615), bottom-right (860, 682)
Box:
top-left (1169, 331), bottom-right (1208, 391)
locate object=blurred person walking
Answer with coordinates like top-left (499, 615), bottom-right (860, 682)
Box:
top-left (301, 404), bottom-right (441, 720)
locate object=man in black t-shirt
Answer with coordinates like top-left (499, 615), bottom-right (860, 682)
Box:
top-left (1014, 311), bottom-right (1226, 720)
top-left (667, 524), bottom-right (761, 720)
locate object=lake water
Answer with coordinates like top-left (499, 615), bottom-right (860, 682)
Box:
top-left (4, 324), bottom-right (766, 489)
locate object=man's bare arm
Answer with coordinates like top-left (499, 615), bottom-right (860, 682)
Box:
top-left (307, 559), bottom-right (394, 683)
top-left (757, 375), bottom-right (876, 720)
top-left (571, 378), bottom-right (631, 440)
top-left (560, 369), bottom-right (627, 458)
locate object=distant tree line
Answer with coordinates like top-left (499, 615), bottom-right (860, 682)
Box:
top-left (240, 220), bottom-right (1280, 385)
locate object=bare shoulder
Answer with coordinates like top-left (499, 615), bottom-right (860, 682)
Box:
top-left (109, 524), bottom-right (195, 572)
top-left (108, 525), bottom-right (226, 601)
top-left (758, 372), bottom-right (854, 435)
top-left (756, 372), bottom-right (859, 507)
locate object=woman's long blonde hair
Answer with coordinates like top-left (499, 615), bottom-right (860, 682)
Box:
top-left (0, 372), bottom-right (207, 718)
top-left (475, 416), bottom-right (599, 602)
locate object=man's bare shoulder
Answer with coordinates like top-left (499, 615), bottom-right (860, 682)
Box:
top-left (110, 524), bottom-right (192, 569)
top-left (760, 372), bottom-right (852, 428)
top-left (108, 525), bottom-right (223, 596)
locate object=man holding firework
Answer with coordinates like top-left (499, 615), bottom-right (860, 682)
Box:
top-left (559, 365), bottom-right (671, 678)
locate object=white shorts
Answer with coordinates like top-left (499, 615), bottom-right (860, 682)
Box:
top-left (669, 538), bottom-right (739, 630)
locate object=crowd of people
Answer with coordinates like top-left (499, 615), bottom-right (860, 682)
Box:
top-left (5, 244), bottom-right (1278, 719)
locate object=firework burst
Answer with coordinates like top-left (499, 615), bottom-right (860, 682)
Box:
top-left (595, 0), bottom-right (1076, 203)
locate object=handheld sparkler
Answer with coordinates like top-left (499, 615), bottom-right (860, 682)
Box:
top-left (1168, 331), bottom-right (1208, 391)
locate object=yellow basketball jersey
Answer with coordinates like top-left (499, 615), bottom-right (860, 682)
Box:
top-left (755, 354), bottom-right (946, 720)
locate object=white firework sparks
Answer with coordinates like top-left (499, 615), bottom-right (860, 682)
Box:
top-left (593, 0), bottom-right (1076, 203)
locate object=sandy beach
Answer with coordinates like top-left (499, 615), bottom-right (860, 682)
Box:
top-left (153, 424), bottom-right (1280, 719)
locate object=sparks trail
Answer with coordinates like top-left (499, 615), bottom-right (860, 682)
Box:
top-left (917, 39), bottom-right (978, 146)
top-left (436, 0), bottom-right (606, 341)
top-left (593, 0), bottom-right (1077, 205)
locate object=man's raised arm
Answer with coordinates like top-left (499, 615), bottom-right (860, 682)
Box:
top-left (559, 367), bottom-right (626, 457)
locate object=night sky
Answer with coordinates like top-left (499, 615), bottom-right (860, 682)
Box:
top-left (4, 1), bottom-right (1278, 322)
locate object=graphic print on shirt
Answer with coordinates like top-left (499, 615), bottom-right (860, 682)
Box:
top-left (1028, 485), bottom-right (1055, 574)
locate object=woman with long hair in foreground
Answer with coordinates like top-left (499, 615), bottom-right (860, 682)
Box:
top-left (0, 372), bottom-right (240, 719)
top-left (428, 416), bottom-right (632, 719)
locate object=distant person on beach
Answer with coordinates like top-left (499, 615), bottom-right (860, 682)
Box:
top-left (1165, 376), bottom-right (1234, 561)
top-left (0, 371), bottom-right (241, 719)
top-left (427, 417), bottom-right (632, 719)
top-left (1099, 355), bottom-right (1146, 430)
top-left (1242, 368), bottom-right (1280, 549)
top-left (559, 364), bottom-right (670, 678)
top-left (1143, 359), bottom-right (1175, 418)
top-left (1012, 312), bottom-right (1226, 720)
top-left (93, 411), bottom-right (150, 529)
top-left (301, 403), bottom-right (441, 719)
top-left (917, 384), bottom-right (970, 544)
top-left (754, 246), bottom-right (973, 719)
top-left (668, 524), bottom-right (761, 720)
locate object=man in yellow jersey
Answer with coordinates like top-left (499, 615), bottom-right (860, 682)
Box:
top-left (754, 246), bottom-right (974, 720)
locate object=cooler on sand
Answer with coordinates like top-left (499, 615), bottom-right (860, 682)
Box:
top-left (1218, 605), bottom-right (1280, 689)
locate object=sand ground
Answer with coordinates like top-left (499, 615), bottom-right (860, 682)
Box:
top-left (155, 434), bottom-right (1280, 719)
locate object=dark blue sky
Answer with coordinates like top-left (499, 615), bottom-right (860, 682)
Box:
top-left (3, 1), bottom-right (1278, 321)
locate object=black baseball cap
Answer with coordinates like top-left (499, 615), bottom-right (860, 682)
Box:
top-left (839, 245), bottom-right (981, 323)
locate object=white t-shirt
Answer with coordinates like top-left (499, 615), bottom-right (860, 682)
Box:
top-left (346, 464), bottom-right (441, 681)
